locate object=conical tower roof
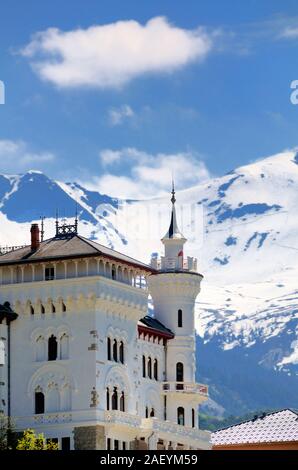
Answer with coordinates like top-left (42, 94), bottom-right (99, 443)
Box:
top-left (162, 182), bottom-right (186, 241)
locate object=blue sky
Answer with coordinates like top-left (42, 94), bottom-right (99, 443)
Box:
top-left (1, 0), bottom-right (298, 197)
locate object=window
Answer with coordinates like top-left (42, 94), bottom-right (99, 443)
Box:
top-left (119, 341), bottom-right (124, 364)
top-left (113, 339), bottom-right (118, 362)
top-left (45, 267), bottom-right (55, 281)
top-left (177, 407), bottom-right (185, 426)
top-left (111, 267), bottom-right (116, 280)
top-left (30, 305), bottom-right (35, 315)
top-left (176, 362), bottom-right (184, 389)
top-left (36, 336), bottom-right (45, 362)
top-left (111, 387), bottom-right (118, 410)
top-left (122, 442), bottom-right (126, 450)
top-left (41, 304), bottom-right (45, 314)
top-left (107, 338), bottom-right (111, 360)
top-left (153, 359), bottom-right (158, 381)
top-left (142, 355), bottom-right (146, 378)
top-left (62, 302), bottom-right (66, 313)
top-left (107, 438), bottom-right (111, 450)
top-left (51, 303), bottom-right (56, 313)
top-left (48, 335), bottom-right (58, 361)
top-left (178, 309), bottom-right (183, 327)
top-left (148, 357), bottom-right (152, 379)
top-left (60, 334), bottom-right (69, 360)
top-left (106, 388), bottom-right (110, 410)
top-left (61, 437), bottom-right (71, 451)
top-left (114, 440), bottom-right (119, 450)
top-left (150, 408), bottom-right (155, 417)
top-left (120, 392), bottom-right (125, 412)
top-left (35, 391), bottom-right (45, 414)
top-left (145, 406), bottom-right (149, 418)
top-left (47, 438), bottom-right (58, 448)
top-left (192, 408), bottom-right (195, 428)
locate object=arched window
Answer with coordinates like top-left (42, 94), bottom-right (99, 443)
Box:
top-left (148, 357), bottom-right (152, 379)
top-left (178, 309), bottom-right (183, 327)
top-left (177, 407), bottom-right (185, 426)
top-left (47, 384), bottom-right (59, 412)
top-left (150, 408), bottom-right (155, 417)
top-left (120, 392), bottom-right (125, 412)
top-left (41, 304), bottom-right (45, 314)
top-left (48, 335), bottom-right (58, 361)
top-left (153, 359), bottom-right (158, 381)
top-left (107, 338), bottom-right (111, 360)
top-left (36, 336), bottom-right (45, 362)
top-left (113, 339), bottom-right (118, 362)
top-left (51, 303), bottom-right (56, 313)
top-left (111, 387), bottom-right (118, 410)
top-left (62, 302), bottom-right (66, 313)
top-left (111, 267), bottom-right (116, 280)
top-left (142, 355), bottom-right (146, 378)
top-left (61, 385), bottom-right (71, 411)
top-left (60, 333), bottom-right (69, 360)
top-left (30, 305), bottom-right (35, 315)
top-left (176, 362), bottom-right (184, 390)
top-left (192, 408), bottom-right (195, 428)
top-left (106, 388), bottom-right (110, 410)
top-left (119, 341), bottom-right (124, 364)
top-left (35, 391), bottom-right (45, 414)
top-left (145, 406), bottom-right (149, 418)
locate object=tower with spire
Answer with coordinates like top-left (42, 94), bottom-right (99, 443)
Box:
top-left (148, 185), bottom-right (206, 429)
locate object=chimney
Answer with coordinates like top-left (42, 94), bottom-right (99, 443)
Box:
top-left (30, 223), bottom-right (40, 251)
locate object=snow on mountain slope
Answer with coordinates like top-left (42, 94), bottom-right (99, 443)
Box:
top-left (0, 149), bottom-right (297, 415)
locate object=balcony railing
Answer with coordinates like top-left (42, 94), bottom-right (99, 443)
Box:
top-left (162, 382), bottom-right (208, 396)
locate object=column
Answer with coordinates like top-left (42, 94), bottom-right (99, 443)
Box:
top-left (32, 265), bottom-right (35, 282)
top-left (63, 261), bottom-right (67, 279)
top-left (0, 320), bottom-right (8, 415)
top-left (74, 261), bottom-right (78, 278)
top-left (148, 432), bottom-right (158, 450)
top-left (41, 263), bottom-right (45, 281)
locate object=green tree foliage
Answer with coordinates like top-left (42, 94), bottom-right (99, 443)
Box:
top-left (0, 415), bottom-right (16, 450)
top-left (16, 429), bottom-right (58, 450)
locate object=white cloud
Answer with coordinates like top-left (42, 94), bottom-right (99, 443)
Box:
top-left (82, 147), bottom-right (211, 199)
top-left (20, 17), bottom-right (212, 89)
top-left (108, 104), bottom-right (134, 126)
top-left (0, 139), bottom-right (55, 173)
top-left (279, 27), bottom-right (298, 39)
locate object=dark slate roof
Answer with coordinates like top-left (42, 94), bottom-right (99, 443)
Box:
top-left (212, 409), bottom-right (298, 446)
top-left (0, 234), bottom-right (153, 271)
top-left (138, 315), bottom-right (174, 338)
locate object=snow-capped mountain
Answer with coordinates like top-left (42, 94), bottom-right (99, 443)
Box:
top-left (0, 149), bottom-right (298, 416)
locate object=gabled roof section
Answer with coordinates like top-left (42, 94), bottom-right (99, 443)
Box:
top-left (0, 234), bottom-right (153, 271)
top-left (138, 315), bottom-right (174, 339)
top-left (212, 409), bottom-right (298, 446)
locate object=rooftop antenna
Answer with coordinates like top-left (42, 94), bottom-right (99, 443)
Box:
top-left (40, 216), bottom-right (45, 242)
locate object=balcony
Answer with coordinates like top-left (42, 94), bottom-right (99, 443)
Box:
top-left (162, 382), bottom-right (208, 402)
top-left (141, 417), bottom-right (211, 449)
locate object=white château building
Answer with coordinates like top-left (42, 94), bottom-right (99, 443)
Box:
top-left (0, 189), bottom-right (211, 450)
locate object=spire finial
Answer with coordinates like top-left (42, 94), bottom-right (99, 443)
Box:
top-left (171, 178), bottom-right (176, 204)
